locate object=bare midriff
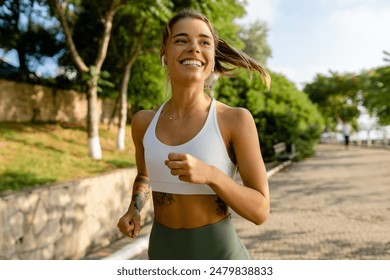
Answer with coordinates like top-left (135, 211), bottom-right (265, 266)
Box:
top-left (152, 192), bottom-right (230, 229)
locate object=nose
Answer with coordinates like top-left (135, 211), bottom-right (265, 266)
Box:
top-left (188, 42), bottom-right (200, 53)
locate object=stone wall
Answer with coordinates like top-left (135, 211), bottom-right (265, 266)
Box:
top-left (0, 168), bottom-right (153, 260)
top-left (0, 79), bottom-right (117, 124)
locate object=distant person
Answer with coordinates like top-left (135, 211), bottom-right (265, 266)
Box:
top-left (342, 121), bottom-right (351, 149)
top-left (117, 9), bottom-right (270, 260)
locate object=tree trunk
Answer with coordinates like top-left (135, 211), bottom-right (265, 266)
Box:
top-left (16, 0), bottom-right (27, 81)
top-left (16, 47), bottom-right (27, 81)
top-left (116, 19), bottom-right (147, 151)
top-left (116, 61), bottom-right (132, 151)
top-left (87, 75), bottom-right (102, 159)
top-left (108, 96), bottom-right (119, 130)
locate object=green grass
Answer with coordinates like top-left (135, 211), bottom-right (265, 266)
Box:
top-left (0, 122), bottom-right (135, 192)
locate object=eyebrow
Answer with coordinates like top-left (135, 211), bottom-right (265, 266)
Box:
top-left (172, 32), bottom-right (212, 39)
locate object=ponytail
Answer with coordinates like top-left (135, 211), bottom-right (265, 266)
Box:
top-left (215, 38), bottom-right (271, 89)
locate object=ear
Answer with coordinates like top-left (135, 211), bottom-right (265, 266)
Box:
top-left (161, 55), bottom-right (166, 67)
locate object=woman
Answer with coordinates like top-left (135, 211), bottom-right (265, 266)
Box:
top-left (117, 9), bottom-right (270, 260)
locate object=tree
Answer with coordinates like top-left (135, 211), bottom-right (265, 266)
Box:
top-left (361, 66), bottom-right (390, 125)
top-left (303, 72), bottom-right (361, 131)
top-left (0, 0), bottom-right (63, 81)
top-left (48, 0), bottom-right (123, 159)
top-left (215, 71), bottom-right (323, 161)
top-left (127, 53), bottom-right (166, 112)
top-left (239, 20), bottom-right (272, 66)
top-left (263, 72), bottom-right (323, 159)
top-left (104, 1), bottom-right (171, 150)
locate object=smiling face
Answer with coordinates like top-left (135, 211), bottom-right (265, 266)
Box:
top-left (164, 18), bottom-right (215, 87)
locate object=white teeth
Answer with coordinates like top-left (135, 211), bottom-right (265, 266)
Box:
top-left (182, 60), bottom-right (202, 66)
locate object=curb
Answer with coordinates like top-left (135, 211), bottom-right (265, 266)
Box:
top-left (102, 234), bottom-right (150, 260)
top-left (266, 160), bottom-right (292, 177)
top-left (102, 160), bottom-right (292, 260)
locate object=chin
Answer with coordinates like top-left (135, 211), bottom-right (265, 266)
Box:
top-left (177, 74), bottom-right (208, 84)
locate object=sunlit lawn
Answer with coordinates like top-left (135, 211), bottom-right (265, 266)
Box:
top-left (0, 122), bottom-right (135, 192)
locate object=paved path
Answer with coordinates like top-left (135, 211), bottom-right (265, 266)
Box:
top-left (235, 144), bottom-right (390, 259)
top-left (86, 144), bottom-right (390, 260)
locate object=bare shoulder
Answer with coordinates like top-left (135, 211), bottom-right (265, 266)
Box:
top-left (216, 101), bottom-right (255, 129)
top-left (131, 107), bottom-right (160, 142)
top-left (131, 109), bottom-right (155, 128)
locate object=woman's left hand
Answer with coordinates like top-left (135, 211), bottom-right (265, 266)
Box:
top-left (164, 153), bottom-right (212, 184)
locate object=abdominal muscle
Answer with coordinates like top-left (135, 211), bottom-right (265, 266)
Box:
top-left (152, 192), bottom-right (230, 229)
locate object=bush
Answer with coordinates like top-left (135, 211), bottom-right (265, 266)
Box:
top-left (215, 71), bottom-right (323, 161)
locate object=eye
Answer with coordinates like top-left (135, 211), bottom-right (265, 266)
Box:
top-left (174, 39), bottom-right (187, 44)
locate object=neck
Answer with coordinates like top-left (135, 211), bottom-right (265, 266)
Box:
top-left (165, 85), bottom-right (211, 120)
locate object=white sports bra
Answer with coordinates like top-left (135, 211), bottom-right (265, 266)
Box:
top-left (143, 98), bottom-right (237, 195)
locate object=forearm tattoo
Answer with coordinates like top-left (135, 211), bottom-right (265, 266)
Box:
top-left (135, 177), bottom-right (149, 185)
top-left (152, 192), bottom-right (175, 207)
top-left (215, 196), bottom-right (228, 216)
top-left (131, 176), bottom-right (151, 212)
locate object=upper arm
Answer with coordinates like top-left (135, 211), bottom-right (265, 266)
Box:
top-left (131, 110), bottom-right (154, 177)
top-left (228, 108), bottom-right (269, 198)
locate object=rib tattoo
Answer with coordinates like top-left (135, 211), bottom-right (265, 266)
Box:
top-left (215, 196), bottom-right (228, 216)
top-left (153, 192), bottom-right (175, 207)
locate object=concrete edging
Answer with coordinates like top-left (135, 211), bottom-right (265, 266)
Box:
top-left (102, 234), bottom-right (150, 260)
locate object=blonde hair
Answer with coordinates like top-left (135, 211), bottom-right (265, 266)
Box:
top-left (160, 9), bottom-right (271, 89)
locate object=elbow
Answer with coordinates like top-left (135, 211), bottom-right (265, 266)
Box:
top-left (252, 213), bottom-right (269, 226)
top-left (252, 204), bottom-right (270, 226)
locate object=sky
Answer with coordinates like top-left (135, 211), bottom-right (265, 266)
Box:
top-left (2, 0), bottom-right (389, 91)
top-left (238, 0), bottom-right (390, 89)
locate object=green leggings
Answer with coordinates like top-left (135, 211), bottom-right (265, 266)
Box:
top-left (148, 215), bottom-right (250, 260)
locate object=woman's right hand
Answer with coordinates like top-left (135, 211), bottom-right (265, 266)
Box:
top-left (117, 207), bottom-right (141, 238)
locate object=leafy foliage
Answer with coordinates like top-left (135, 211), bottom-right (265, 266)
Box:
top-left (304, 66), bottom-right (390, 128)
top-left (80, 66), bottom-right (115, 94)
top-left (361, 66), bottom-right (390, 125)
top-left (215, 71), bottom-right (323, 161)
top-left (127, 52), bottom-right (166, 113)
top-left (101, 0), bottom-right (170, 99)
top-left (0, 0), bottom-right (64, 80)
top-left (2, 0), bottom-right (326, 163)
top-left (303, 72), bottom-right (361, 130)
top-left (239, 20), bottom-right (272, 65)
